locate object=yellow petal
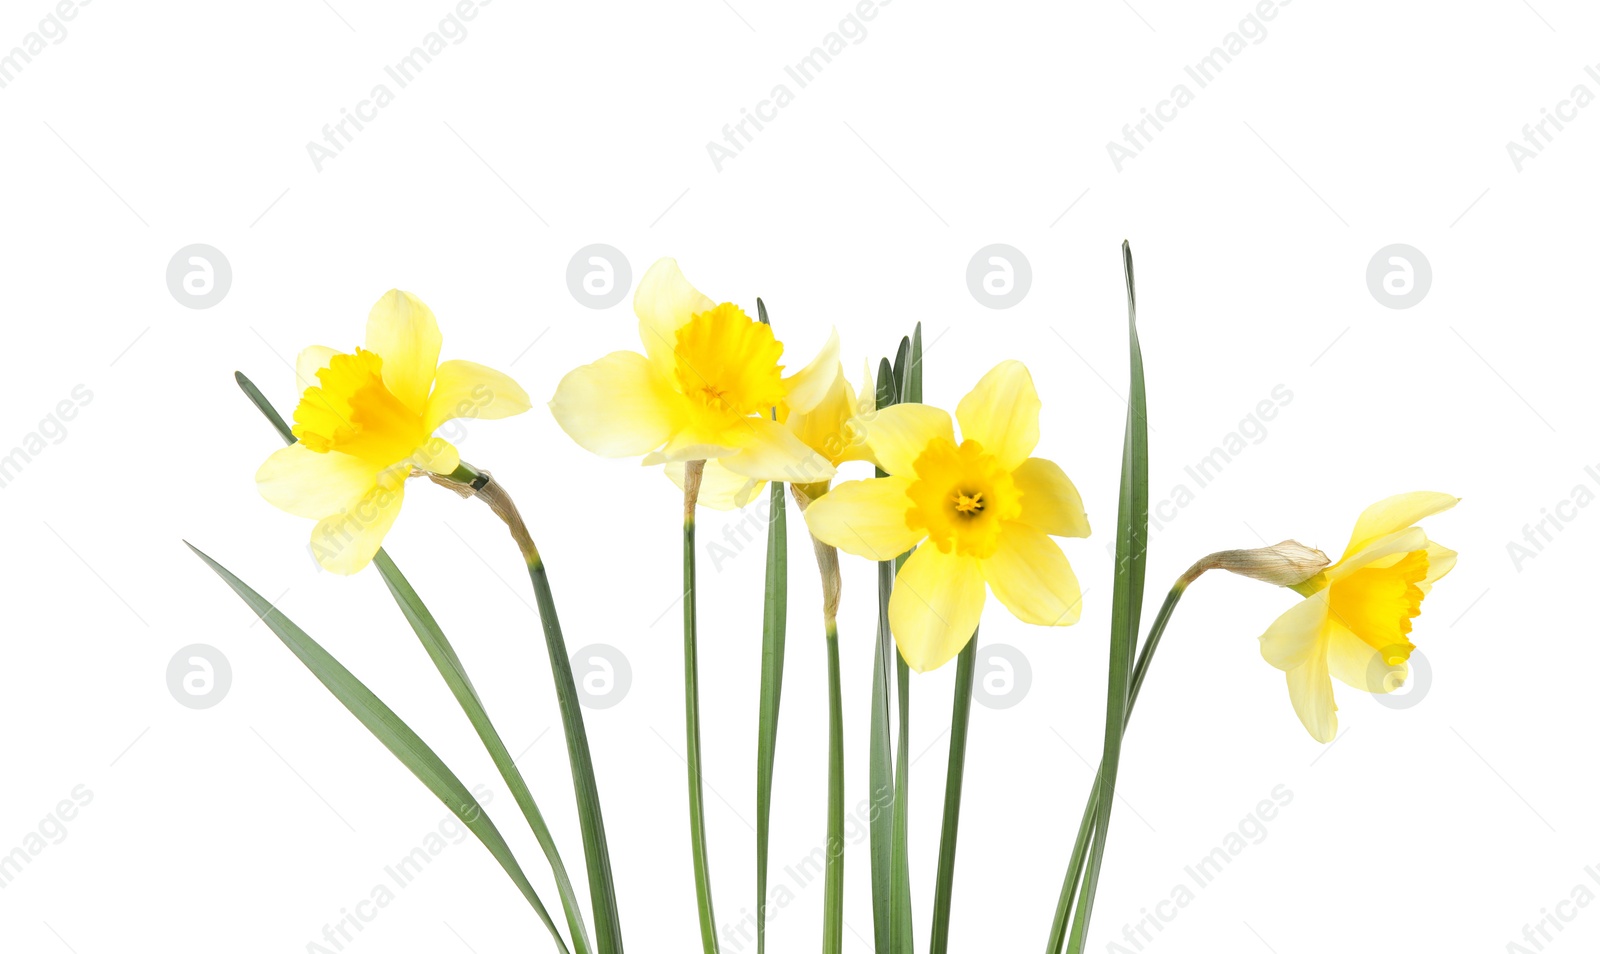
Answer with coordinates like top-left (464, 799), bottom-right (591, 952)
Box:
top-left (1011, 457), bottom-right (1090, 538)
top-left (719, 417), bottom-right (836, 484)
top-left (1420, 542), bottom-right (1457, 591)
top-left (666, 460), bottom-right (765, 511)
top-left (635, 258), bottom-right (715, 382)
top-left (955, 360), bottom-right (1040, 471)
top-left (310, 470), bottom-right (407, 575)
top-left (803, 476), bottom-right (921, 561)
top-left (296, 345), bottom-right (339, 393)
top-left (1343, 491), bottom-right (1459, 559)
top-left (412, 437), bottom-right (460, 476)
top-left (889, 544), bottom-right (986, 673)
top-left (1328, 527), bottom-right (1428, 582)
top-left (787, 359), bottom-right (871, 465)
top-left (1259, 592), bottom-right (1330, 671)
top-left (1326, 617), bottom-right (1408, 693)
top-left (257, 444), bottom-right (381, 519)
top-left (1285, 643), bottom-right (1338, 743)
top-left (782, 327), bottom-right (840, 414)
top-left (425, 359), bottom-right (532, 433)
top-left (642, 423), bottom-right (744, 465)
top-left (981, 522), bottom-right (1083, 625)
top-left (549, 350), bottom-right (680, 457)
top-left (364, 290), bottom-right (442, 416)
top-left (863, 404), bottom-right (954, 477)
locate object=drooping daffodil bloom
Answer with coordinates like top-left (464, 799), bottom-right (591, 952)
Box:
top-left (803, 361), bottom-right (1090, 672)
top-left (256, 291), bottom-right (532, 574)
top-left (1258, 492), bottom-right (1458, 743)
top-left (667, 358), bottom-right (877, 510)
top-left (550, 258), bottom-right (838, 491)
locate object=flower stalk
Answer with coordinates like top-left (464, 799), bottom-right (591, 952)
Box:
top-left (1047, 542), bottom-right (1327, 951)
top-left (428, 465), bottom-right (625, 954)
top-left (681, 459), bottom-right (721, 953)
top-left (793, 485), bottom-right (845, 953)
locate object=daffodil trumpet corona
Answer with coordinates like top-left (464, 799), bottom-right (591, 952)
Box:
top-left (251, 294), bottom-right (625, 954)
top-left (256, 290), bottom-right (533, 575)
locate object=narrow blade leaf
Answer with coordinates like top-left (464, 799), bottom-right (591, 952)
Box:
top-left (1065, 241), bottom-right (1149, 953)
top-left (188, 544), bottom-right (572, 954)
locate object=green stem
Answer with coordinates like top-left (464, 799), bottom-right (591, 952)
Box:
top-left (823, 620), bottom-right (845, 954)
top-left (527, 555), bottom-right (625, 954)
top-left (1046, 581), bottom-right (1187, 953)
top-left (890, 647), bottom-right (913, 954)
top-left (929, 631), bottom-right (977, 954)
top-left (683, 461), bottom-right (720, 953)
top-left (868, 556), bottom-right (895, 953)
top-left (460, 474), bottom-right (624, 954)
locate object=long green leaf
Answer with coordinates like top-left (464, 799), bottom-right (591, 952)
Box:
top-left (754, 297), bottom-right (788, 954)
top-left (1047, 585), bottom-right (1185, 952)
top-left (527, 558), bottom-right (626, 954)
top-left (867, 358), bottom-right (897, 953)
top-left (187, 544), bottom-right (572, 954)
top-left (929, 630), bottom-right (976, 954)
top-left (823, 621), bottom-right (845, 954)
top-left (1065, 241), bottom-right (1148, 954)
top-left (375, 551), bottom-right (595, 954)
top-left (888, 338), bottom-right (914, 954)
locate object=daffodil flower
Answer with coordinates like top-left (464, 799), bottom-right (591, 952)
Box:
top-left (1258, 491), bottom-right (1458, 742)
top-left (667, 358), bottom-right (877, 509)
top-left (803, 360), bottom-right (1090, 672)
top-left (549, 258), bottom-right (837, 489)
top-left (256, 291), bottom-right (531, 574)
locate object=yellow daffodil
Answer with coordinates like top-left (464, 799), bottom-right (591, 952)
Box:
top-left (256, 291), bottom-right (532, 575)
top-left (667, 359), bottom-right (877, 509)
top-left (549, 258), bottom-right (838, 492)
top-left (1258, 491), bottom-right (1458, 742)
top-left (803, 361), bottom-right (1090, 672)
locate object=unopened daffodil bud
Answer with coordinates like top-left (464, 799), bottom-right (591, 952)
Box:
top-left (1178, 540), bottom-right (1330, 589)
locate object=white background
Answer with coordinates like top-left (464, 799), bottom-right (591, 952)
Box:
top-left (1, 1), bottom-right (1594, 951)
